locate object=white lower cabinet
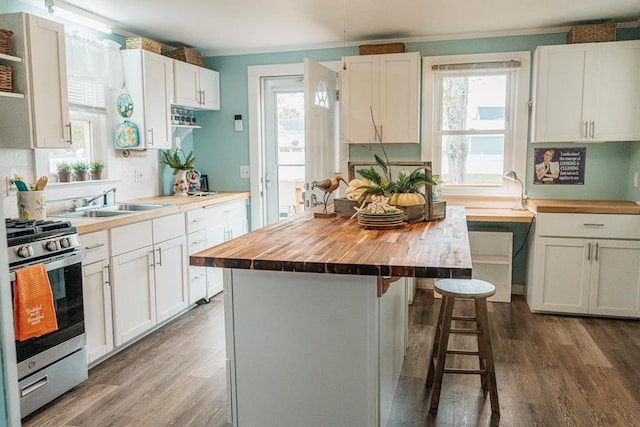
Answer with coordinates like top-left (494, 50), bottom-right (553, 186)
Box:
top-left (186, 208), bottom-right (207, 303)
top-left (527, 213), bottom-right (640, 318)
top-left (110, 213), bottom-right (187, 346)
top-left (80, 230), bottom-right (113, 364)
top-left (205, 200), bottom-right (248, 297)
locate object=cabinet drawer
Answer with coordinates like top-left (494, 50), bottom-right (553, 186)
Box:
top-left (187, 229), bottom-right (207, 255)
top-left (536, 213), bottom-right (640, 239)
top-left (110, 221), bottom-right (153, 256)
top-left (186, 208), bottom-right (205, 233)
top-left (80, 230), bottom-right (109, 265)
top-left (153, 213), bottom-right (185, 243)
top-left (205, 200), bottom-right (246, 222)
top-left (188, 267), bottom-right (207, 304)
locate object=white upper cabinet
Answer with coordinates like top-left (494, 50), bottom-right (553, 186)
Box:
top-left (173, 60), bottom-right (220, 110)
top-left (0, 13), bottom-right (70, 149)
top-left (531, 40), bottom-right (640, 142)
top-left (341, 52), bottom-right (420, 144)
top-left (121, 49), bottom-right (174, 149)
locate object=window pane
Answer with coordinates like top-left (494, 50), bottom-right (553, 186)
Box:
top-left (441, 75), bottom-right (507, 131)
top-left (276, 91), bottom-right (305, 220)
top-left (48, 119), bottom-right (92, 173)
top-left (441, 134), bottom-right (504, 185)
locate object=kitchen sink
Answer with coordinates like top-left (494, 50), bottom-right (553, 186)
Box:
top-left (99, 203), bottom-right (172, 211)
top-left (50, 210), bottom-right (134, 218)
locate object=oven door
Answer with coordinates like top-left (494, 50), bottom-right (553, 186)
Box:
top-left (10, 250), bottom-right (85, 377)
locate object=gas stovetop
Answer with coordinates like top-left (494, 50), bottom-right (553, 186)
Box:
top-left (5, 219), bottom-right (80, 268)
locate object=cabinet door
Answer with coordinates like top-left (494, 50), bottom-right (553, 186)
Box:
top-left (532, 44), bottom-right (588, 142)
top-left (589, 240), bottom-right (640, 318)
top-left (534, 237), bottom-right (590, 313)
top-left (111, 246), bottom-right (156, 346)
top-left (199, 67), bottom-right (220, 110)
top-left (82, 259), bottom-right (113, 364)
top-left (174, 61), bottom-right (200, 108)
top-left (589, 41), bottom-right (640, 141)
top-left (155, 236), bottom-right (188, 322)
top-left (143, 51), bottom-right (174, 149)
top-left (26, 14), bottom-right (69, 148)
top-left (341, 55), bottom-right (377, 143)
top-left (378, 52), bottom-right (420, 143)
top-left (189, 267), bottom-right (207, 304)
top-left (227, 217), bottom-right (248, 241)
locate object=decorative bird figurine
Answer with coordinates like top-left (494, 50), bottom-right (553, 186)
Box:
top-left (312, 173), bottom-right (348, 213)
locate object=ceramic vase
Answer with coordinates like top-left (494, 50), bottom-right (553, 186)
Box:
top-left (172, 169), bottom-right (189, 195)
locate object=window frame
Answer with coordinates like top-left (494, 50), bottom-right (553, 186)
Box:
top-left (421, 51), bottom-right (531, 202)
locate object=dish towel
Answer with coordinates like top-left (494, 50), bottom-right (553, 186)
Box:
top-left (13, 264), bottom-right (58, 342)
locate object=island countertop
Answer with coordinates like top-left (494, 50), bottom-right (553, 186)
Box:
top-left (190, 205), bottom-right (472, 279)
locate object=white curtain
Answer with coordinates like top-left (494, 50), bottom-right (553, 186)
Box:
top-left (65, 30), bottom-right (123, 88)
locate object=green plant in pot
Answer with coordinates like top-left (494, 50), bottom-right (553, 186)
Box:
top-left (90, 161), bottom-right (105, 180)
top-left (160, 149), bottom-right (196, 195)
top-left (56, 161), bottom-right (72, 183)
top-left (72, 161), bottom-right (90, 181)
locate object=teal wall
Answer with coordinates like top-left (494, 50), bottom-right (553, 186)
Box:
top-left (196, 27), bottom-right (640, 198)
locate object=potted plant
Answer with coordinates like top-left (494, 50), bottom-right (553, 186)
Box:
top-left (90, 161), bottom-right (105, 180)
top-left (160, 149), bottom-right (196, 195)
top-left (72, 161), bottom-right (89, 181)
top-left (56, 161), bottom-right (72, 183)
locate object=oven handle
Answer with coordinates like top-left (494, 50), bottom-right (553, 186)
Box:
top-left (9, 251), bottom-right (84, 282)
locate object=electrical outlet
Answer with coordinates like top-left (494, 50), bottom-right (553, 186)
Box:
top-left (135, 170), bottom-right (144, 182)
top-left (240, 166), bottom-right (250, 179)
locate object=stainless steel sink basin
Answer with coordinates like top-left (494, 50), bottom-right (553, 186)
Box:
top-left (99, 203), bottom-right (172, 212)
top-left (50, 210), bottom-right (133, 218)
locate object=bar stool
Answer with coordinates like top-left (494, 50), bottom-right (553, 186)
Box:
top-left (426, 278), bottom-right (499, 417)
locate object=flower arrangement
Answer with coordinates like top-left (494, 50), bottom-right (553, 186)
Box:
top-left (160, 149), bottom-right (196, 174)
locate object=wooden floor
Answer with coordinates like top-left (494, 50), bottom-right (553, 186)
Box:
top-left (23, 290), bottom-right (640, 426)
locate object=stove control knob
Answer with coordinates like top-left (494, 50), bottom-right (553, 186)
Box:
top-left (16, 245), bottom-right (34, 258)
top-left (59, 238), bottom-right (71, 248)
top-left (45, 240), bottom-right (59, 251)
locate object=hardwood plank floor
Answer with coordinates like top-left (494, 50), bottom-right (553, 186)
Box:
top-left (22, 290), bottom-right (640, 426)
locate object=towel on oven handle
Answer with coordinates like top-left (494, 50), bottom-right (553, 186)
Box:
top-left (13, 264), bottom-right (58, 342)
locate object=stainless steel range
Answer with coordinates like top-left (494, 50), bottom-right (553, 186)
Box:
top-left (6, 218), bottom-right (88, 418)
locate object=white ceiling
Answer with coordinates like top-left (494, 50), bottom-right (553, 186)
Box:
top-left (62, 0), bottom-right (640, 56)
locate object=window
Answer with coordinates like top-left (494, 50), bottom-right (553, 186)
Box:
top-left (422, 52), bottom-right (531, 198)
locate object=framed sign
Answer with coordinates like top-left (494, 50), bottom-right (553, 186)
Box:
top-left (199, 174), bottom-right (209, 192)
top-left (534, 147), bottom-right (586, 185)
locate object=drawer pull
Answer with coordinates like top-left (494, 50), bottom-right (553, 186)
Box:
top-left (191, 239), bottom-right (205, 245)
top-left (21, 375), bottom-right (48, 397)
top-left (191, 218), bottom-right (203, 223)
top-left (84, 243), bottom-right (105, 250)
top-left (583, 223), bottom-right (605, 228)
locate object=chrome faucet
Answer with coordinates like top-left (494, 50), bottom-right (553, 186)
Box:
top-left (85, 187), bottom-right (117, 207)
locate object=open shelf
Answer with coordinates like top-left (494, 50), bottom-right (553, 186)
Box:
top-left (0, 53), bottom-right (22, 63)
top-left (0, 91), bottom-right (24, 99)
top-left (172, 124), bottom-right (201, 140)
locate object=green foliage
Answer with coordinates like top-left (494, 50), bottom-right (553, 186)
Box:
top-left (160, 149), bottom-right (196, 175)
top-left (56, 161), bottom-right (72, 173)
top-left (90, 161), bottom-right (104, 171)
top-left (71, 161), bottom-right (89, 171)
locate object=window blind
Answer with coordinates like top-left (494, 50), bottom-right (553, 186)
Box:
top-left (67, 78), bottom-right (107, 113)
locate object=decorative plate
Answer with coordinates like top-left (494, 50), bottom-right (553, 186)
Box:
top-left (116, 92), bottom-right (134, 118)
top-left (357, 209), bottom-right (404, 229)
top-left (114, 120), bottom-right (140, 148)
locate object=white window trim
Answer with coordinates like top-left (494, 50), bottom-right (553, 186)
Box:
top-left (421, 51), bottom-right (531, 205)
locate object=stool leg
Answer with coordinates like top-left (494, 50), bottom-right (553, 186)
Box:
top-left (474, 299), bottom-right (488, 392)
top-left (426, 294), bottom-right (447, 387)
top-left (476, 297), bottom-right (499, 417)
top-left (429, 295), bottom-right (455, 415)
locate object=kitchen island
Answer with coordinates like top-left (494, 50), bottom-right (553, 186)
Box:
top-left (191, 206), bottom-right (472, 427)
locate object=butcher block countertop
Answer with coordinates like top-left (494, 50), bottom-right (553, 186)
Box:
top-left (190, 206), bottom-right (472, 279)
top-left (49, 192), bottom-right (249, 235)
top-left (527, 199), bottom-right (640, 215)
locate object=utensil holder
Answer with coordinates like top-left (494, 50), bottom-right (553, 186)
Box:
top-left (17, 191), bottom-right (46, 220)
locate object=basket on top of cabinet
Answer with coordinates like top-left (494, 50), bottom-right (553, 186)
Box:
top-left (163, 47), bottom-right (203, 66)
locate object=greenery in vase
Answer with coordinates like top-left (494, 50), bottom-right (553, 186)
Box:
top-left (56, 161), bottom-right (72, 173)
top-left (71, 161), bottom-right (89, 172)
top-left (160, 149), bottom-right (196, 175)
top-left (90, 161), bottom-right (104, 171)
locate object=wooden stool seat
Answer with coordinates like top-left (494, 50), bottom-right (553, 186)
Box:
top-left (426, 279), bottom-right (500, 418)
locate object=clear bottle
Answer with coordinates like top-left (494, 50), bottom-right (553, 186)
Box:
top-left (178, 108), bottom-right (186, 125)
top-left (171, 107), bottom-right (179, 125)
top-left (188, 110), bottom-right (196, 126)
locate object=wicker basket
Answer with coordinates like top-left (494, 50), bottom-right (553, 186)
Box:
top-left (163, 47), bottom-right (203, 66)
top-left (359, 43), bottom-right (405, 55)
top-left (567, 23), bottom-right (616, 44)
top-left (126, 37), bottom-right (161, 54)
top-left (0, 64), bottom-right (12, 92)
top-left (0, 29), bottom-right (13, 56)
